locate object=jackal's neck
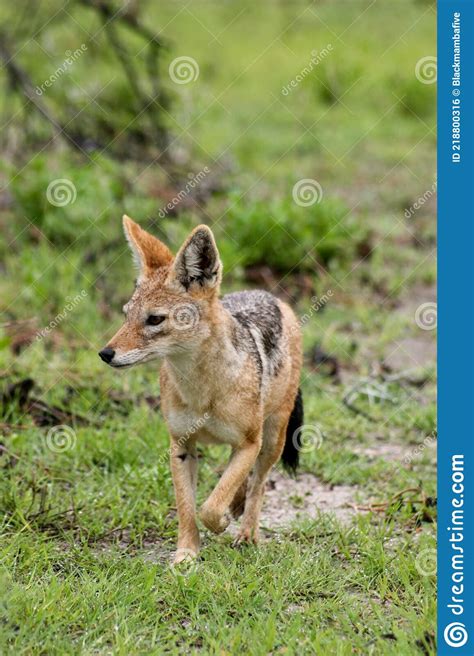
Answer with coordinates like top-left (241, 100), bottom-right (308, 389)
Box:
top-left (164, 301), bottom-right (238, 404)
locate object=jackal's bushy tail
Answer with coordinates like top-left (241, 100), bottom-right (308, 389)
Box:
top-left (281, 387), bottom-right (303, 474)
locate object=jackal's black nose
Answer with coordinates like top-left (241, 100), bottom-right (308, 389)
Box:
top-left (98, 347), bottom-right (115, 364)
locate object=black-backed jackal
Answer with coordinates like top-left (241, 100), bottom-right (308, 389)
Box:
top-left (99, 216), bottom-right (303, 563)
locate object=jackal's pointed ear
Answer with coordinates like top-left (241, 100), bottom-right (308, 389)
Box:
top-left (122, 215), bottom-right (173, 278)
top-left (170, 225), bottom-right (222, 292)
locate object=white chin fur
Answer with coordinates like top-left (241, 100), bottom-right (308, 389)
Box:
top-left (112, 349), bottom-right (160, 367)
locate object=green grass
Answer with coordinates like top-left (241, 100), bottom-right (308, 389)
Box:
top-left (0, 365), bottom-right (437, 655)
top-left (0, 281), bottom-right (437, 655)
top-left (0, 0), bottom-right (436, 653)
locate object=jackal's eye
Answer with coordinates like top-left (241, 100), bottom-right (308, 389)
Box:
top-left (146, 314), bottom-right (166, 326)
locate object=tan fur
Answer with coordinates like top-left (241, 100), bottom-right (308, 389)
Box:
top-left (102, 216), bottom-right (302, 563)
top-left (123, 215), bottom-right (173, 276)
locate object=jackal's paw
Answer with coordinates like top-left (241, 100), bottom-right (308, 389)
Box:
top-left (199, 505), bottom-right (231, 534)
top-left (232, 527), bottom-right (259, 547)
top-left (172, 547), bottom-right (198, 566)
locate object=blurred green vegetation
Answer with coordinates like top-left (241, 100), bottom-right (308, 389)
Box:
top-left (0, 1), bottom-right (436, 654)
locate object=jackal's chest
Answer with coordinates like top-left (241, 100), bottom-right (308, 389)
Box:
top-left (165, 407), bottom-right (242, 447)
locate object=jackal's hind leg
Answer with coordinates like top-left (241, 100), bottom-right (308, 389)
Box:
top-left (230, 476), bottom-right (248, 519)
top-left (234, 414), bottom-right (288, 546)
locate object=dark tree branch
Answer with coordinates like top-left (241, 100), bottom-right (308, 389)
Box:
top-left (0, 2), bottom-right (172, 164)
top-left (76, 0), bottom-right (171, 156)
top-left (0, 31), bottom-right (86, 154)
top-left (76, 0), bottom-right (168, 49)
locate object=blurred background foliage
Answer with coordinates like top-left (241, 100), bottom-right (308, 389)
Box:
top-left (0, 0), bottom-right (436, 373)
top-left (0, 3), bottom-right (437, 652)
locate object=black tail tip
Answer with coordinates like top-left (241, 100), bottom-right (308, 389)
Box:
top-left (281, 387), bottom-right (304, 475)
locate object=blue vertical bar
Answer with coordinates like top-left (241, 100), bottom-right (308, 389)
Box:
top-left (438, 0), bottom-right (474, 654)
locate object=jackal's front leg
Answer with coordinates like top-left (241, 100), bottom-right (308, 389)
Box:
top-left (170, 439), bottom-right (200, 563)
top-left (200, 430), bottom-right (261, 534)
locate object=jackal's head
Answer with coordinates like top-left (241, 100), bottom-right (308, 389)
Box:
top-left (99, 216), bottom-right (222, 368)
